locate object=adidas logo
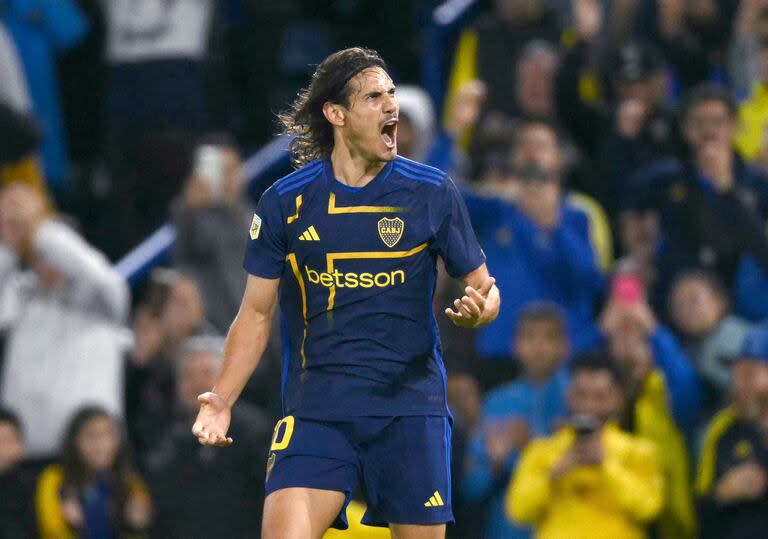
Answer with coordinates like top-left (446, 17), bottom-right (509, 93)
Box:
top-left (299, 226), bottom-right (320, 241)
top-left (424, 491), bottom-right (445, 507)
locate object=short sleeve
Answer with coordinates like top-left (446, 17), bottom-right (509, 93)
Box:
top-left (431, 177), bottom-right (486, 278)
top-left (243, 188), bottom-right (286, 278)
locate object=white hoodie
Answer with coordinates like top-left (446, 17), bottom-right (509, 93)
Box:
top-left (0, 221), bottom-right (130, 457)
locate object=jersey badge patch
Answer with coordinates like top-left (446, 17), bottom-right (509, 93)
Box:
top-left (378, 217), bottom-right (404, 248)
top-left (250, 213), bottom-right (262, 240)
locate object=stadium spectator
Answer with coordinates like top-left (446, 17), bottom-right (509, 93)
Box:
top-left (173, 133), bottom-right (251, 333)
top-left (463, 303), bottom-right (569, 539)
top-left (464, 118), bottom-right (606, 363)
top-left (695, 327), bottom-right (768, 539)
top-left (3, 0), bottom-right (88, 195)
top-left (447, 0), bottom-right (563, 121)
top-left (627, 83), bottom-right (768, 303)
top-left (144, 337), bottom-right (271, 539)
top-left (0, 184), bottom-right (128, 459)
top-left (391, 85), bottom-right (436, 165)
top-left (102, 0), bottom-right (215, 256)
top-left (600, 286), bottom-right (699, 539)
top-left (0, 408), bottom-right (37, 539)
top-left (35, 407), bottom-right (151, 539)
top-left (506, 351), bottom-right (663, 539)
top-left (669, 269), bottom-right (751, 413)
top-left (512, 40), bottom-right (560, 120)
top-left (557, 32), bottom-right (682, 214)
top-left (125, 269), bottom-right (213, 458)
top-left (732, 0), bottom-right (768, 172)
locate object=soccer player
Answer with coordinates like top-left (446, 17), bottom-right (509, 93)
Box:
top-left (191, 47), bottom-right (500, 539)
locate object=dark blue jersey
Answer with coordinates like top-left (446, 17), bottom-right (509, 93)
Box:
top-left (244, 156), bottom-right (485, 418)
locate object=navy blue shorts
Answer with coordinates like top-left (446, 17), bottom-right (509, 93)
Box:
top-left (264, 415), bottom-right (453, 529)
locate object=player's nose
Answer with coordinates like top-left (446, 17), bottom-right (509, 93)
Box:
top-left (383, 94), bottom-right (398, 115)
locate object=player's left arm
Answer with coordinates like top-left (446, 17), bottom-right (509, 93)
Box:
top-left (445, 263), bottom-right (499, 328)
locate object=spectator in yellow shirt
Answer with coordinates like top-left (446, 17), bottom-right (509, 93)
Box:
top-left (35, 407), bottom-right (152, 539)
top-left (506, 351), bottom-right (663, 539)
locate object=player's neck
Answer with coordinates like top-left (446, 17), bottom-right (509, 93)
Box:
top-left (330, 145), bottom-right (388, 189)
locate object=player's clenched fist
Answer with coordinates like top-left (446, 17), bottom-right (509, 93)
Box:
top-left (192, 391), bottom-right (234, 447)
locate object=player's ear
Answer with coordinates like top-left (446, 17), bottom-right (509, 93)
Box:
top-left (323, 102), bottom-right (345, 127)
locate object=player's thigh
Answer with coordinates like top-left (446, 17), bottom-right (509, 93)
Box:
top-left (262, 487), bottom-right (346, 539)
top-left (390, 523), bottom-right (446, 539)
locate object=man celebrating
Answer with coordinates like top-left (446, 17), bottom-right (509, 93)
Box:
top-left (192, 47), bottom-right (499, 538)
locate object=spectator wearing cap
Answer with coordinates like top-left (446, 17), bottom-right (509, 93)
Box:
top-left (506, 351), bottom-right (663, 539)
top-left (0, 408), bottom-right (37, 538)
top-left (143, 336), bottom-right (272, 539)
top-left (557, 31), bottom-right (683, 216)
top-left (463, 117), bottom-right (607, 365)
top-left (463, 303), bottom-right (569, 539)
top-left (626, 84), bottom-right (768, 305)
top-left (669, 269), bottom-right (752, 415)
top-left (695, 327), bottom-right (768, 539)
top-left (0, 184), bottom-right (128, 459)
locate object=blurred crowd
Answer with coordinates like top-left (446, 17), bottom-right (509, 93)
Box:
top-left (4, 0), bottom-right (768, 538)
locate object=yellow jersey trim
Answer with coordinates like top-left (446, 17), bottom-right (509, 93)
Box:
top-left (327, 192), bottom-right (405, 214)
top-left (286, 253), bottom-right (308, 367)
top-left (287, 194), bottom-right (303, 224)
top-left (695, 407), bottom-right (738, 495)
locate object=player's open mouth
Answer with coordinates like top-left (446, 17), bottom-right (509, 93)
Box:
top-left (380, 119), bottom-right (397, 149)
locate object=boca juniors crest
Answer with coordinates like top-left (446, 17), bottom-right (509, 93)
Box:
top-left (378, 217), bottom-right (404, 248)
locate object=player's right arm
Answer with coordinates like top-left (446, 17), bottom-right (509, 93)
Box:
top-left (192, 274), bottom-right (279, 447)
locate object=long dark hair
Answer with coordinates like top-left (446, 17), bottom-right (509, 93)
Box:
top-left (60, 406), bottom-right (138, 535)
top-left (278, 47), bottom-right (387, 168)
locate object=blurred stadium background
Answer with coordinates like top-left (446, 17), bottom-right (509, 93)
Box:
top-left (3, 0), bottom-right (768, 538)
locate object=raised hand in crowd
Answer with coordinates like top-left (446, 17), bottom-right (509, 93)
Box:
top-left (657, 0), bottom-right (686, 38)
top-left (445, 79), bottom-right (487, 140)
top-left (714, 459), bottom-right (768, 503)
top-left (0, 184), bottom-right (48, 252)
top-left (59, 488), bottom-right (84, 530)
top-left (485, 418), bottom-right (531, 470)
top-left (697, 139), bottom-right (735, 192)
top-left (572, 0), bottom-right (603, 42)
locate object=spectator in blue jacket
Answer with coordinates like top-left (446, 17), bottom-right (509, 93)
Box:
top-left (3, 0), bottom-right (88, 193)
top-left (463, 303), bottom-right (569, 539)
top-left (626, 84), bottom-right (768, 307)
top-left (464, 117), bottom-right (607, 362)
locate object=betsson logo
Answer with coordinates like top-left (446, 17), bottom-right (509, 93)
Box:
top-left (304, 266), bottom-right (405, 289)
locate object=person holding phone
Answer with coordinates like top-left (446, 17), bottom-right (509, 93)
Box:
top-left (174, 133), bottom-right (253, 334)
top-left (506, 352), bottom-right (663, 539)
top-left (599, 270), bottom-right (700, 539)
